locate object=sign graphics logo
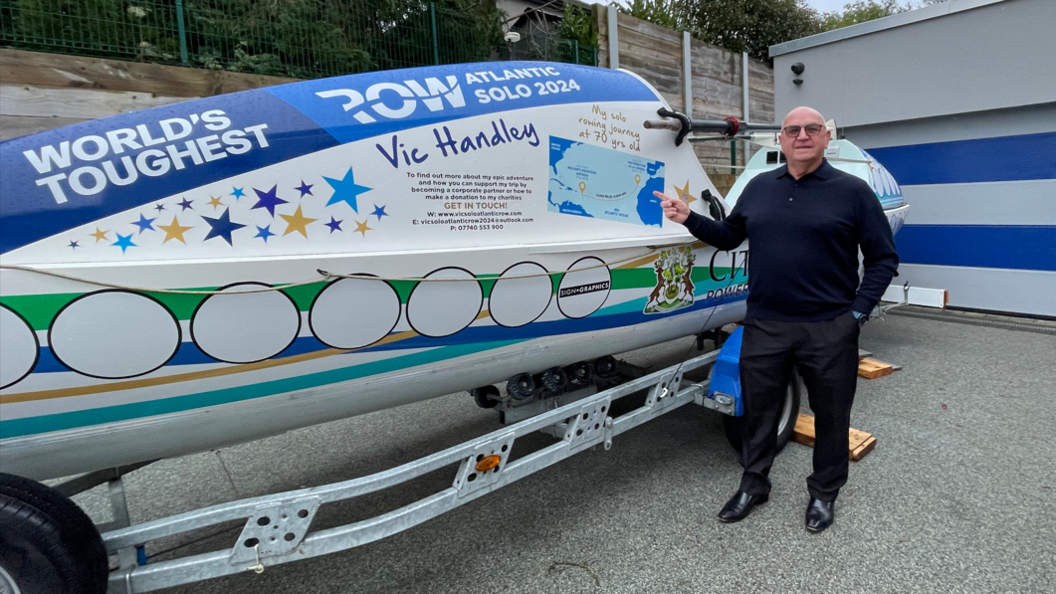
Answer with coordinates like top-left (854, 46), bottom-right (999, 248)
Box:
top-left (644, 246), bottom-right (695, 314)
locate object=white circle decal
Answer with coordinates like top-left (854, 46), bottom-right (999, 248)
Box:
top-left (49, 291), bottom-right (180, 379)
top-left (557, 257), bottom-right (611, 319)
top-left (489, 262), bottom-right (553, 328)
top-left (407, 268), bottom-right (482, 337)
top-left (310, 277), bottom-right (401, 349)
top-left (1, 305), bottom-right (39, 389)
top-left (192, 283), bottom-right (300, 363)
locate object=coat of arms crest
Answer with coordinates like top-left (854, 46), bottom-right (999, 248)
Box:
top-left (644, 246), bottom-right (695, 314)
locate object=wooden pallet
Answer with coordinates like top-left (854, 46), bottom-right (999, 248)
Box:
top-left (858, 357), bottom-right (894, 379)
top-left (792, 414), bottom-right (877, 461)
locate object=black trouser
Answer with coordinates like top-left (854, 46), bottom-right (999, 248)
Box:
top-left (737, 312), bottom-right (860, 502)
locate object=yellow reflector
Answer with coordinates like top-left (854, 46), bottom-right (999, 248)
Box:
top-left (475, 455), bottom-right (502, 472)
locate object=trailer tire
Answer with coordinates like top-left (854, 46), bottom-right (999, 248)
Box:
top-left (506, 373), bottom-right (536, 401)
top-left (565, 361), bottom-right (594, 386)
top-left (0, 473), bottom-right (108, 594)
top-left (723, 370), bottom-right (803, 454)
top-left (471, 385), bottom-right (500, 408)
top-left (594, 356), bottom-right (618, 378)
top-left (540, 367), bottom-right (569, 394)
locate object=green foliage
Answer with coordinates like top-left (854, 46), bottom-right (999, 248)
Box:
top-left (1, 0), bottom-right (504, 78)
top-left (7, 0), bottom-right (140, 53)
top-left (180, 0), bottom-right (374, 77)
top-left (820, 0), bottom-right (909, 31)
top-left (621, 0), bottom-right (689, 31)
top-left (558, 4), bottom-right (597, 48)
top-left (683, 0), bottom-right (822, 63)
top-left (619, 0), bottom-right (823, 64)
top-left (501, 3), bottom-right (597, 66)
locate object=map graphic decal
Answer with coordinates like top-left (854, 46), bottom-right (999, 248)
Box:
top-left (547, 136), bottom-right (664, 227)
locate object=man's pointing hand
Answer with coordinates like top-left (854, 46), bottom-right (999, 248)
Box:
top-left (655, 191), bottom-right (690, 224)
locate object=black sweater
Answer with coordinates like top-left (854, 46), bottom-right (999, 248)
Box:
top-left (685, 160), bottom-right (898, 322)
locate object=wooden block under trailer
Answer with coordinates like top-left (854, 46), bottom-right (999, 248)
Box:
top-left (858, 357), bottom-right (894, 379)
top-left (792, 413), bottom-right (877, 462)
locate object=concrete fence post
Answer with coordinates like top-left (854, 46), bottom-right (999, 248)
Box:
top-left (607, 4), bottom-right (619, 69)
top-left (742, 51), bottom-right (751, 166)
top-left (683, 32), bottom-right (692, 116)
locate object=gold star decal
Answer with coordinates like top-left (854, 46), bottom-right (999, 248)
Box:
top-left (207, 195), bottom-right (224, 210)
top-left (90, 227), bottom-right (109, 243)
top-left (675, 181), bottom-right (696, 204)
top-left (353, 220), bottom-right (372, 237)
top-left (280, 205), bottom-right (317, 238)
top-left (158, 216), bottom-right (194, 244)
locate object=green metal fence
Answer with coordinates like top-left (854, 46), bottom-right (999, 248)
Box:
top-left (498, 29), bottom-right (598, 67)
top-left (0, 0), bottom-right (596, 78)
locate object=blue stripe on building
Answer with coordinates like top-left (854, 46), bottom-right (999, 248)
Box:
top-left (868, 132), bottom-right (1056, 186)
top-left (895, 224), bottom-right (1056, 272)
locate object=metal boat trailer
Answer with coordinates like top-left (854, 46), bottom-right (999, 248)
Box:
top-left (90, 348), bottom-right (735, 593)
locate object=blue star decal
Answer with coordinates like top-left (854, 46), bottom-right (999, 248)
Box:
top-left (132, 214), bottom-right (156, 233)
top-left (68, 240), bottom-right (80, 249)
top-left (202, 208), bottom-right (246, 246)
top-left (231, 187), bottom-right (246, 200)
top-left (112, 233), bottom-right (136, 253)
top-left (295, 181), bottom-right (314, 197)
top-left (154, 203), bottom-right (166, 212)
top-left (324, 216), bottom-right (343, 234)
top-left (323, 167), bottom-right (372, 213)
top-left (251, 185), bottom-right (288, 217)
top-left (255, 225), bottom-right (276, 243)
top-left (178, 197), bottom-right (194, 211)
top-left (371, 204), bottom-right (389, 221)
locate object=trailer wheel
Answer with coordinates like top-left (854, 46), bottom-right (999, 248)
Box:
top-left (506, 373), bottom-right (536, 401)
top-left (540, 367), bottom-right (569, 394)
top-left (723, 370), bottom-right (803, 454)
top-left (0, 473), bottom-right (108, 594)
top-left (565, 361), bottom-right (594, 387)
top-left (594, 356), bottom-right (619, 378)
top-left (471, 385), bottom-right (500, 408)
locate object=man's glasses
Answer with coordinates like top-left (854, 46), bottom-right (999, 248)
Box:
top-left (782, 124), bottom-right (825, 137)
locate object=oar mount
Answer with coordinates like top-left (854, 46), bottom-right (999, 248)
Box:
top-left (645, 108), bottom-right (781, 146)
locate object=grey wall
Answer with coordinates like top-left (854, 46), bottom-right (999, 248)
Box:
top-left (772, 0), bottom-right (1056, 126)
top-left (895, 265), bottom-right (1055, 317)
top-left (844, 102), bottom-right (1056, 148)
top-left (769, 0), bottom-right (1056, 318)
top-left (841, 88), bottom-right (1056, 319)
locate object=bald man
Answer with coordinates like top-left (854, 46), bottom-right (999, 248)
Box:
top-left (655, 107), bottom-right (898, 533)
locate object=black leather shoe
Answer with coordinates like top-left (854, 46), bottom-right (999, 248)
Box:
top-left (805, 497), bottom-right (835, 533)
top-left (717, 491), bottom-right (768, 523)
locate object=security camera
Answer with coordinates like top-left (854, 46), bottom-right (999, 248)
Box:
top-left (504, 31), bottom-right (521, 43)
top-left (791, 62), bottom-right (805, 75)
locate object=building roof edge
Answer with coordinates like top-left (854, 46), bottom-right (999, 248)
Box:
top-left (770, 0), bottom-right (1008, 57)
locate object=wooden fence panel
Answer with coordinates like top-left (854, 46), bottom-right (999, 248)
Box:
top-left (591, 11), bottom-right (775, 177)
top-left (0, 85), bottom-right (188, 119)
top-left (0, 48), bottom-right (296, 141)
top-left (0, 49), bottom-right (296, 98)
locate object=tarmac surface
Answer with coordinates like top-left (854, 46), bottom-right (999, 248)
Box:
top-left (70, 311), bottom-right (1056, 594)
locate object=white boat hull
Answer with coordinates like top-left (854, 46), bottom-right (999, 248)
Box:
top-left (0, 62), bottom-right (907, 480)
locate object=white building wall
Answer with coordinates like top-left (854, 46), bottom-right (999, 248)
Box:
top-left (770, 0), bottom-right (1056, 127)
top-left (769, 0), bottom-right (1056, 317)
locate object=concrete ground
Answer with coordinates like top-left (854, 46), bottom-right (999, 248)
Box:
top-left (71, 312), bottom-right (1056, 594)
